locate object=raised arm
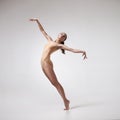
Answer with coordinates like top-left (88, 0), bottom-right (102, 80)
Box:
top-left (58, 44), bottom-right (87, 60)
top-left (30, 18), bottom-right (53, 41)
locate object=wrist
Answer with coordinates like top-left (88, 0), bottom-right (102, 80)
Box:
top-left (82, 51), bottom-right (85, 53)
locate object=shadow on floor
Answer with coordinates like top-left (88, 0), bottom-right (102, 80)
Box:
top-left (70, 102), bottom-right (103, 110)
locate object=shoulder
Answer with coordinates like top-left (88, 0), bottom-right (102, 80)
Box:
top-left (49, 41), bottom-right (62, 50)
top-left (46, 41), bottom-right (58, 48)
top-left (48, 41), bottom-right (59, 46)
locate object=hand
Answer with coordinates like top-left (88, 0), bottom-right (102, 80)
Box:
top-left (29, 18), bottom-right (38, 22)
top-left (82, 51), bottom-right (87, 60)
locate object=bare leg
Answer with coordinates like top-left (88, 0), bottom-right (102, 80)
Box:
top-left (53, 81), bottom-right (70, 110)
top-left (42, 63), bottom-right (70, 110)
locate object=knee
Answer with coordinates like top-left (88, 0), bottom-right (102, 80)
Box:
top-left (51, 81), bottom-right (59, 87)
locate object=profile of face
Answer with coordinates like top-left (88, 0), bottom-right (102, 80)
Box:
top-left (57, 32), bottom-right (67, 42)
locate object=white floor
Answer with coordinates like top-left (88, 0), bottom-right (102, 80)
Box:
top-left (0, 88), bottom-right (120, 120)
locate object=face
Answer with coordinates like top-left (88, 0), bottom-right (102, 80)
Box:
top-left (57, 32), bottom-right (67, 42)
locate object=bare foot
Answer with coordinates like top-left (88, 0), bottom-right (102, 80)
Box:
top-left (64, 100), bottom-right (70, 110)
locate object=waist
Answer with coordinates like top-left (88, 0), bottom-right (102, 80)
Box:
top-left (41, 57), bottom-right (52, 63)
top-left (41, 58), bottom-right (53, 68)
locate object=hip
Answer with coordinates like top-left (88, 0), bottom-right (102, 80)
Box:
top-left (41, 59), bottom-right (53, 68)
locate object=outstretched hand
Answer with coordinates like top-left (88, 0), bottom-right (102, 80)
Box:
top-left (82, 51), bottom-right (87, 60)
top-left (29, 18), bottom-right (38, 22)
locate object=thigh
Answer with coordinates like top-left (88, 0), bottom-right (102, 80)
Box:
top-left (42, 63), bottom-right (58, 83)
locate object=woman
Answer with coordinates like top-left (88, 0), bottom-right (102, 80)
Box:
top-left (30, 18), bottom-right (87, 110)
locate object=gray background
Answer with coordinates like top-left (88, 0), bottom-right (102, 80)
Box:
top-left (0, 0), bottom-right (120, 120)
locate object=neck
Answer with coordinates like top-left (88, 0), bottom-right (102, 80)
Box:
top-left (55, 38), bottom-right (61, 43)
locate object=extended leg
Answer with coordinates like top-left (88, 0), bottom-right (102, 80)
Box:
top-left (42, 65), bottom-right (70, 110)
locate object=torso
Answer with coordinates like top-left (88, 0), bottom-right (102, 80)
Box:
top-left (41, 41), bottom-right (59, 66)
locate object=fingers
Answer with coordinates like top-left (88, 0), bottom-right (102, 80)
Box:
top-left (29, 19), bottom-right (35, 21)
top-left (29, 18), bottom-right (38, 21)
top-left (82, 52), bottom-right (87, 60)
top-left (83, 56), bottom-right (86, 60)
top-left (83, 56), bottom-right (87, 60)
top-left (84, 51), bottom-right (87, 60)
top-left (29, 19), bottom-right (33, 21)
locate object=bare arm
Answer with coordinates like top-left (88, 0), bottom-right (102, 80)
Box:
top-left (58, 44), bottom-right (87, 59)
top-left (30, 18), bottom-right (53, 41)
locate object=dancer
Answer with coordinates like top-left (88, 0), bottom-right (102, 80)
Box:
top-left (30, 18), bottom-right (87, 110)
